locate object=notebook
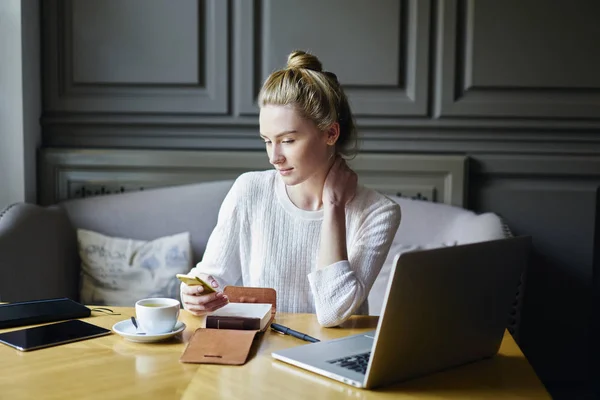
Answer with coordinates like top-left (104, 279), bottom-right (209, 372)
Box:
top-left (180, 286), bottom-right (276, 365)
top-left (272, 236), bottom-right (531, 389)
top-left (0, 298), bottom-right (91, 329)
top-left (206, 302), bottom-right (272, 331)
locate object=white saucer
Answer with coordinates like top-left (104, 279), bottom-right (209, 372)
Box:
top-left (112, 320), bottom-right (186, 343)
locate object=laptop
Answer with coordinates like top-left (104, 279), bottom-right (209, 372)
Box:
top-left (272, 236), bottom-right (531, 389)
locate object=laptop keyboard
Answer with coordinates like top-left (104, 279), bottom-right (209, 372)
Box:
top-left (327, 352), bottom-right (371, 375)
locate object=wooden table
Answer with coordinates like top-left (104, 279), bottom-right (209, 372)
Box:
top-left (0, 307), bottom-right (550, 399)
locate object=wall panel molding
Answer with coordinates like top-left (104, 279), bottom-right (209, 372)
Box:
top-left (41, 112), bottom-right (600, 131)
top-left (470, 168), bottom-right (599, 385)
top-left (41, 121), bottom-right (600, 155)
top-left (39, 149), bottom-right (466, 207)
top-left (472, 154), bottom-right (600, 177)
top-left (434, 0), bottom-right (600, 119)
top-left (233, 0), bottom-right (431, 117)
top-left (42, 0), bottom-right (228, 113)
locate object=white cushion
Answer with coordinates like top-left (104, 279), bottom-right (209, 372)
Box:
top-left (367, 196), bottom-right (506, 316)
top-left (78, 229), bottom-right (192, 306)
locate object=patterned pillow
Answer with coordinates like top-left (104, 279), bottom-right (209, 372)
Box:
top-left (77, 229), bottom-right (192, 306)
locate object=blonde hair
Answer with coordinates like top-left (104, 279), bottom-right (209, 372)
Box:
top-left (258, 50), bottom-right (358, 158)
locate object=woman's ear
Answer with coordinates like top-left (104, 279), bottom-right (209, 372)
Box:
top-left (325, 122), bottom-right (340, 146)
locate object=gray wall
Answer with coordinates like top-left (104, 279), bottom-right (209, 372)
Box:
top-left (0, 0), bottom-right (41, 210)
top-left (39, 0), bottom-right (600, 397)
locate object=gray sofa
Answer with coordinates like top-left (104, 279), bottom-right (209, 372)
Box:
top-left (0, 179), bottom-right (520, 334)
top-left (0, 180), bottom-right (232, 303)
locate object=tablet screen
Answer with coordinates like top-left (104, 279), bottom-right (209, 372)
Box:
top-left (0, 319), bottom-right (111, 351)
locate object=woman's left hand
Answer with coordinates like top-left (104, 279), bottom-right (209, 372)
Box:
top-left (322, 156), bottom-right (358, 209)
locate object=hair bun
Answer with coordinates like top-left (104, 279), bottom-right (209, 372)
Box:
top-left (286, 50), bottom-right (323, 72)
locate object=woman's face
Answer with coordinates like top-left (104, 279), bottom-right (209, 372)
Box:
top-left (259, 104), bottom-right (330, 186)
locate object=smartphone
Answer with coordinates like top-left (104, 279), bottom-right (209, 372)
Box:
top-left (0, 319), bottom-right (111, 351)
top-left (176, 274), bottom-right (216, 293)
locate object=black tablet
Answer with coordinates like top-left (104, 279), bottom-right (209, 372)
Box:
top-left (0, 298), bottom-right (91, 329)
top-left (0, 319), bottom-right (111, 351)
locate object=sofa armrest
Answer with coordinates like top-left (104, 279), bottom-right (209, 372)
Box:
top-left (0, 203), bottom-right (79, 302)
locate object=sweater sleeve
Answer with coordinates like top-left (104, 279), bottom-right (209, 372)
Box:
top-left (185, 176), bottom-right (247, 290)
top-left (308, 199), bottom-right (401, 327)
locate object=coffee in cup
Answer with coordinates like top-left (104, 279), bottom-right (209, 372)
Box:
top-left (135, 298), bottom-right (180, 334)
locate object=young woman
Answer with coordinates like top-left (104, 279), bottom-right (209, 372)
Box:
top-left (181, 51), bottom-right (401, 327)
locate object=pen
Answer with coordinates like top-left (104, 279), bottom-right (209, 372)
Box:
top-left (271, 323), bottom-right (320, 343)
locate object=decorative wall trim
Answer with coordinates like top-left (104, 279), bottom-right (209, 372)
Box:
top-left (41, 113), bottom-right (600, 131)
top-left (471, 154), bottom-right (600, 177)
top-left (39, 149), bottom-right (467, 207)
top-left (41, 122), bottom-right (600, 156)
top-left (42, 0), bottom-right (229, 113)
top-left (434, 0), bottom-right (600, 119)
top-left (234, 0), bottom-right (431, 117)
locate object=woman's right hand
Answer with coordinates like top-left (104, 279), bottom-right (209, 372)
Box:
top-left (181, 274), bottom-right (229, 316)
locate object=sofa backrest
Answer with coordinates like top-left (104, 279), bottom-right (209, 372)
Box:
top-left (389, 195), bottom-right (505, 246)
top-left (59, 181), bottom-right (505, 307)
top-left (59, 180), bottom-right (234, 264)
top-left (367, 195), bottom-right (507, 316)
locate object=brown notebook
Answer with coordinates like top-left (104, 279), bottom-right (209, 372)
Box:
top-left (180, 286), bottom-right (276, 365)
top-left (179, 329), bottom-right (259, 365)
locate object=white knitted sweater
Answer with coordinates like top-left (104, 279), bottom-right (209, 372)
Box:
top-left (187, 170), bottom-right (401, 326)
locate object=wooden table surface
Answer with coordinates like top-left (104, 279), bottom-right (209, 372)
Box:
top-left (0, 307), bottom-right (550, 399)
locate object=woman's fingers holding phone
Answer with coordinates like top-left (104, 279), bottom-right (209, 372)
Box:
top-left (185, 299), bottom-right (229, 314)
top-left (179, 274), bottom-right (219, 296)
top-left (184, 291), bottom-right (229, 314)
top-left (196, 274), bottom-right (219, 289)
top-left (181, 283), bottom-right (205, 296)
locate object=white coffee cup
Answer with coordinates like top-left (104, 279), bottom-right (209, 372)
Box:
top-left (135, 298), bottom-right (180, 334)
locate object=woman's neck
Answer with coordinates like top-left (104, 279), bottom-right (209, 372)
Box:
top-left (285, 156), bottom-right (336, 211)
top-left (285, 175), bottom-right (325, 211)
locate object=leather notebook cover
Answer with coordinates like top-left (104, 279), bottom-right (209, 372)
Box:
top-left (180, 286), bottom-right (276, 365)
top-left (179, 329), bottom-right (259, 365)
